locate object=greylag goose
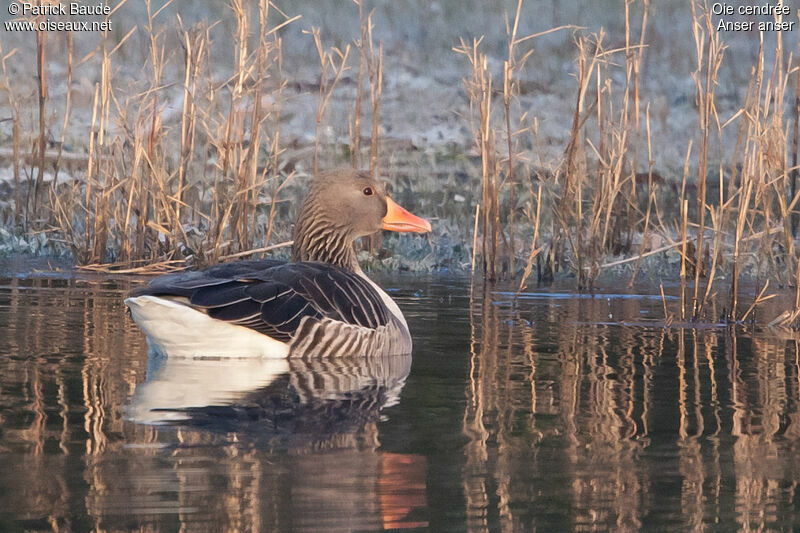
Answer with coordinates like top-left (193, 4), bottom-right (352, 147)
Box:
top-left (125, 169), bottom-right (431, 358)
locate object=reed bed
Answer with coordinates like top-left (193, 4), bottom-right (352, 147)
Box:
top-left (1, 0), bottom-right (382, 273)
top-left (1, 0), bottom-right (799, 324)
top-left (458, 0), bottom-right (800, 326)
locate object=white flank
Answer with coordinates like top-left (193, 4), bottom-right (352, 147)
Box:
top-left (125, 295), bottom-right (290, 358)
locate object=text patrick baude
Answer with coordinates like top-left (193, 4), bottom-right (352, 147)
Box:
top-left (16, 3), bottom-right (111, 16)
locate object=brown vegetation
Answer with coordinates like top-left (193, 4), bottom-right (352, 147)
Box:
top-left (458, 0), bottom-right (800, 326)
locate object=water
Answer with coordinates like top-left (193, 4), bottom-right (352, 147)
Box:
top-left (1, 260), bottom-right (800, 531)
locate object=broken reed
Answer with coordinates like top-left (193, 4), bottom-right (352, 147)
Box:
top-left (460, 0), bottom-right (799, 324)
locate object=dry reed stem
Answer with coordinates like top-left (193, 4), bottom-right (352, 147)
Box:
top-left (741, 280), bottom-right (776, 322)
top-left (457, 12), bottom-right (548, 283)
top-left (33, 21), bottom-right (46, 213)
top-left (219, 240), bottom-right (294, 261)
top-left (367, 25), bottom-right (382, 177)
top-left (0, 40), bottom-right (23, 228)
top-left (503, 0), bottom-right (526, 274)
top-left (351, 0), bottom-right (367, 169)
top-left (660, 282), bottom-right (673, 327)
top-left (455, 37), bottom-right (499, 281)
top-left (77, 258), bottom-right (187, 275)
top-left (690, 1), bottom-right (724, 320)
top-left (793, 13), bottom-right (800, 241)
top-left (517, 183), bottom-right (542, 292)
top-left (308, 27), bottom-right (351, 178)
top-left (53, 33), bottom-right (73, 188)
top-left (629, 104), bottom-right (654, 286)
top-left (471, 203), bottom-right (480, 274)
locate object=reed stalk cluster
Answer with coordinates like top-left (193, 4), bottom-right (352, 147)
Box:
top-left (1, 0), bottom-right (384, 273)
top-left (459, 0), bottom-right (800, 325)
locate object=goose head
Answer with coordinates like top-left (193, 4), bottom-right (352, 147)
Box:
top-left (292, 169), bottom-right (431, 270)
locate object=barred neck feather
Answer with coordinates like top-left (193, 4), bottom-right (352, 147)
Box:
top-left (292, 200), bottom-right (360, 271)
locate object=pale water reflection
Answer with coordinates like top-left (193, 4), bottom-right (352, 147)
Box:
top-left (1, 261), bottom-right (800, 531)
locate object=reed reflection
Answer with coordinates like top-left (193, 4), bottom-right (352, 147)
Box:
top-left (4, 271), bottom-right (800, 531)
top-left (0, 274), bottom-right (148, 527)
top-left (463, 285), bottom-right (800, 531)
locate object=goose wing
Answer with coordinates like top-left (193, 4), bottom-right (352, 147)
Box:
top-left (129, 259), bottom-right (391, 343)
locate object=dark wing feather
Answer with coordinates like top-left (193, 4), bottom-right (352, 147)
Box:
top-left (203, 258), bottom-right (286, 278)
top-left (243, 281), bottom-right (290, 303)
top-left (262, 293), bottom-right (316, 337)
top-left (207, 298), bottom-right (263, 322)
top-left (128, 259), bottom-right (285, 298)
top-left (128, 259), bottom-right (390, 342)
top-left (191, 282), bottom-right (251, 307)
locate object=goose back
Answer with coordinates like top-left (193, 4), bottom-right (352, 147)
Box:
top-left (129, 259), bottom-right (412, 356)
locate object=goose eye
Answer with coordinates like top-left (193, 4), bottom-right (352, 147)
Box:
top-left (363, 187), bottom-right (374, 196)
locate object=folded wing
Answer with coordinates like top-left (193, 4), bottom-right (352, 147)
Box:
top-left (129, 259), bottom-right (391, 343)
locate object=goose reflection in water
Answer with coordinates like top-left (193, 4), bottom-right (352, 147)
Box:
top-left (126, 351), bottom-right (411, 429)
top-left (122, 351), bottom-right (427, 531)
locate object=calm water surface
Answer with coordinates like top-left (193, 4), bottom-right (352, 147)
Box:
top-left (1, 260), bottom-right (800, 531)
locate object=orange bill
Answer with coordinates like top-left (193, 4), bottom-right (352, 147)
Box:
top-left (382, 197), bottom-right (432, 233)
